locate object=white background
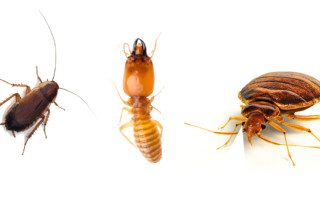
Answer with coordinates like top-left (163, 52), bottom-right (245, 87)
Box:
top-left (0, 0), bottom-right (320, 201)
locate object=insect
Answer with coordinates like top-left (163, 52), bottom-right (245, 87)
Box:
top-left (186, 72), bottom-right (320, 165)
top-left (117, 38), bottom-right (163, 163)
top-left (0, 12), bottom-right (90, 155)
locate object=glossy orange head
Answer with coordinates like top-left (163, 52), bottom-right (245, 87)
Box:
top-left (123, 38), bottom-right (154, 97)
top-left (243, 112), bottom-right (266, 144)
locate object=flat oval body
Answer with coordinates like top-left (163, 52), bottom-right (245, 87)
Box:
top-left (5, 89), bottom-right (50, 132)
top-left (239, 72), bottom-right (320, 110)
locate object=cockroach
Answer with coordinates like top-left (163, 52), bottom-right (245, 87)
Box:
top-left (0, 12), bottom-right (90, 155)
top-left (117, 38), bottom-right (163, 163)
top-left (186, 72), bottom-right (320, 165)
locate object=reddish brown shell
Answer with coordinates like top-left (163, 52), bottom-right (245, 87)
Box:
top-left (239, 72), bottom-right (320, 110)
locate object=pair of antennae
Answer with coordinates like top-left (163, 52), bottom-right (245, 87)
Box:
top-left (39, 11), bottom-right (57, 81)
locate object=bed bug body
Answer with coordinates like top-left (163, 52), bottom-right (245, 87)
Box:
top-left (119, 38), bottom-right (163, 163)
top-left (186, 71), bottom-right (320, 165)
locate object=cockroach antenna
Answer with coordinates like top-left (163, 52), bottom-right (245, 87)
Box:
top-left (39, 10), bottom-right (57, 81)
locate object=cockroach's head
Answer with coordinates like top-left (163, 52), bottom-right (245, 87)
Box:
top-left (123, 38), bottom-right (154, 97)
top-left (242, 112), bottom-right (266, 144)
top-left (39, 81), bottom-right (59, 102)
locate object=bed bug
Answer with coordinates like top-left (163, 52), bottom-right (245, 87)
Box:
top-left (0, 12), bottom-right (90, 155)
top-left (186, 71), bottom-right (320, 165)
top-left (117, 38), bottom-right (163, 163)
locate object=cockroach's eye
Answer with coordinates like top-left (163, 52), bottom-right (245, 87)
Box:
top-left (261, 124), bottom-right (266, 130)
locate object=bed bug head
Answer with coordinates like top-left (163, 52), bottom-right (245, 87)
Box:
top-left (123, 38), bottom-right (154, 97)
top-left (242, 112), bottom-right (266, 144)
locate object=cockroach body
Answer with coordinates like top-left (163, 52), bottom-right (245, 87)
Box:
top-left (118, 38), bottom-right (163, 163)
top-left (186, 72), bottom-right (320, 165)
top-left (0, 12), bottom-right (88, 154)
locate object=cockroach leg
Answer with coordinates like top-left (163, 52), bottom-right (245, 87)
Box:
top-left (119, 121), bottom-right (136, 147)
top-left (0, 93), bottom-right (22, 107)
top-left (119, 107), bottom-right (131, 124)
top-left (35, 66), bottom-right (43, 83)
top-left (42, 109), bottom-right (50, 139)
top-left (12, 131), bottom-right (16, 138)
top-left (153, 120), bottom-right (163, 137)
top-left (219, 116), bottom-right (247, 129)
top-left (22, 115), bottom-right (45, 155)
top-left (269, 120), bottom-right (295, 166)
top-left (285, 113), bottom-right (320, 121)
top-left (54, 101), bottom-right (65, 111)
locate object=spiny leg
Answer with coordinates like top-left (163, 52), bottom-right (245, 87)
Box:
top-left (42, 109), bottom-right (51, 139)
top-left (119, 107), bottom-right (131, 125)
top-left (35, 66), bottom-right (43, 83)
top-left (0, 93), bottom-right (21, 107)
top-left (269, 120), bottom-right (295, 166)
top-left (279, 120), bottom-right (320, 143)
top-left (184, 122), bottom-right (238, 135)
top-left (54, 102), bottom-right (65, 111)
top-left (22, 115), bottom-right (45, 155)
top-left (12, 131), bottom-right (16, 138)
top-left (217, 121), bottom-right (242, 150)
top-left (219, 116), bottom-right (246, 129)
top-left (285, 113), bottom-right (320, 121)
top-left (0, 79), bottom-right (31, 94)
top-left (119, 121), bottom-right (136, 147)
top-left (257, 133), bottom-right (320, 149)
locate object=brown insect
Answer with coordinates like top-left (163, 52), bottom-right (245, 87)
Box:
top-left (117, 38), bottom-right (163, 163)
top-left (0, 12), bottom-right (89, 155)
top-left (186, 72), bottom-right (320, 165)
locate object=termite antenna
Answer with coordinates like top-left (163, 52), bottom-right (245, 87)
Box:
top-left (39, 11), bottom-right (57, 81)
top-left (59, 87), bottom-right (95, 116)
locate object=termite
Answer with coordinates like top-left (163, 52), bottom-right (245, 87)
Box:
top-left (0, 12), bottom-right (90, 155)
top-left (117, 38), bottom-right (163, 163)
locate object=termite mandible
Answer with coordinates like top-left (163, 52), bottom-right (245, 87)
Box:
top-left (0, 12), bottom-right (90, 155)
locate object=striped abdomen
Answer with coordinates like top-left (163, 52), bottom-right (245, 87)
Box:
top-left (133, 109), bottom-right (162, 163)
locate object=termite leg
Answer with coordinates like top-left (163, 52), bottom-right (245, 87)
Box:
top-left (54, 102), bottom-right (65, 111)
top-left (216, 121), bottom-right (242, 150)
top-left (35, 66), bottom-right (43, 83)
top-left (119, 107), bottom-right (131, 124)
top-left (22, 115), bottom-right (45, 155)
top-left (114, 84), bottom-right (129, 105)
top-left (153, 120), bottom-right (163, 138)
top-left (0, 93), bottom-right (21, 107)
top-left (219, 116), bottom-right (246, 129)
top-left (285, 113), bottom-right (320, 121)
top-left (151, 105), bottom-right (162, 115)
top-left (119, 121), bottom-right (136, 147)
top-left (42, 109), bottom-right (50, 139)
top-left (269, 120), bottom-right (295, 166)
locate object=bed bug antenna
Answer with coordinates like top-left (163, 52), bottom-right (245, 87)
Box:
top-left (39, 10), bottom-right (57, 81)
top-left (59, 87), bottom-right (95, 116)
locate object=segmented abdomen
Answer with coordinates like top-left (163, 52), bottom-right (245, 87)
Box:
top-left (133, 116), bottom-right (162, 163)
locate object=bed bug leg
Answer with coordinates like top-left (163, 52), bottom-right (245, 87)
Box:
top-left (184, 122), bottom-right (238, 135)
top-left (22, 115), bottom-right (45, 155)
top-left (269, 120), bottom-right (295, 166)
top-left (119, 121), bottom-right (136, 147)
top-left (279, 121), bottom-right (320, 142)
top-left (216, 121), bottom-right (242, 149)
top-left (285, 114), bottom-right (320, 121)
top-left (219, 116), bottom-right (247, 129)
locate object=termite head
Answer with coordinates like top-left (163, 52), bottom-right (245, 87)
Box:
top-left (242, 112), bottom-right (266, 145)
top-left (39, 81), bottom-right (59, 102)
top-left (123, 38), bottom-right (154, 97)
